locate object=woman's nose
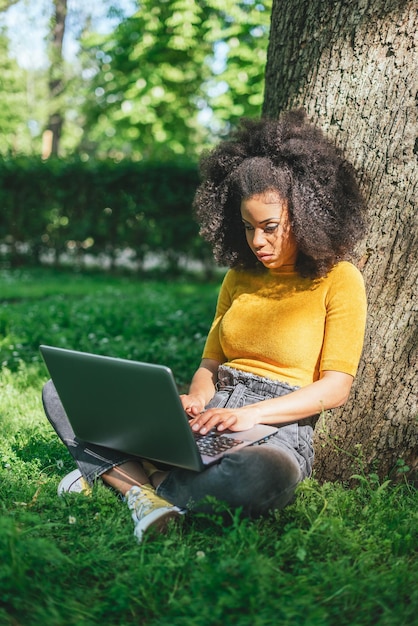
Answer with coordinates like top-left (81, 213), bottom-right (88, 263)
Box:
top-left (252, 228), bottom-right (267, 247)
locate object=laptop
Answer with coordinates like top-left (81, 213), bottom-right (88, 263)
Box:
top-left (40, 345), bottom-right (279, 472)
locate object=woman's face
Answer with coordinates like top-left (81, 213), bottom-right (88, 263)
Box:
top-left (240, 191), bottom-right (298, 270)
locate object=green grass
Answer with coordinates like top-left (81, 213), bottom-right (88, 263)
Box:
top-left (0, 267), bottom-right (417, 626)
top-left (0, 267), bottom-right (217, 389)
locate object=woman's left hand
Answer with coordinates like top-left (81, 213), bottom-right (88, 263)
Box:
top-left (189, 406), bottom-right (258, 434)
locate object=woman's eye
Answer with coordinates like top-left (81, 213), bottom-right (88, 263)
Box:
top-left (264, 224), bottom-right (279, 233)
top-left (243, 222), bottom-right (280, 233)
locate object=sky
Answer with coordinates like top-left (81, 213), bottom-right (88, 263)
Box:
top-left (0, 0), bottom-right (137, 69)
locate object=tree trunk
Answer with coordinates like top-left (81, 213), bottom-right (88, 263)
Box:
top-left (43, 0), bottom-right (67, 158)
top-left (263, 0), bottom-right (417, 483)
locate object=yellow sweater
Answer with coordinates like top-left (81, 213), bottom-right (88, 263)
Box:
top-left (202, 262), bottom-right (367, 388)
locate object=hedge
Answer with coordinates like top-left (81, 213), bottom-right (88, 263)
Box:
top-left (0, 156), bottom-right (214, 272)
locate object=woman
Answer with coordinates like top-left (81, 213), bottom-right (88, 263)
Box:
top-left (43, 109), bottom-right (367, 542)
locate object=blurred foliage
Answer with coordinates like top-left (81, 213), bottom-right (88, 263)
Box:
top-left (0, 0), bottom-right (19, 11)
top-left (78, 0), bottom-right (215, 160)
top-left (0, 0), bottom-right (271, 160)
top-left (79, 0), bottom-right (271, 160)
top-left (204, 0), bottom-right (271, 130)
top-left (0, 156), bottom-right (215, 272)
top-left (0, 31), bottom-right (46, 154)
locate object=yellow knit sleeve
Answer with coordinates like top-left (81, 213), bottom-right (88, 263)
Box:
top-left (202, 270), bottom-right (234, 363)
top-left (320, 262), bottom-right (367, 377)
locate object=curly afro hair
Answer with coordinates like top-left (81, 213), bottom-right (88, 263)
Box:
top-left (194, 109), bottom-right (367, 278)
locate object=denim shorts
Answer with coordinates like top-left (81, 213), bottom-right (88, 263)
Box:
top-left (203, 365), bottom-right (314, 478)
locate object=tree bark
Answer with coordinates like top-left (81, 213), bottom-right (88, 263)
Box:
top-left (263, 0), bottom-right (417, 483)
top-left (43, 0), bottom-right (67, 158)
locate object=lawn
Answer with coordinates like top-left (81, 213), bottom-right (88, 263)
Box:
top-left (0, 267), bottom-right (417, 626)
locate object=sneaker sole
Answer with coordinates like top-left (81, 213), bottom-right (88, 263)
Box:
top-left (134, 508), bottom-right (184, 542)
top-left (57, 469), bottom-right (92, 496)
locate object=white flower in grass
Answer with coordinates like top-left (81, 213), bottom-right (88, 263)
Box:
top-left (56, 459), bottom-right (64, 469)
top-left (68, 516), bottom-right (76, 524)
top-left (196, 551), bottom-right (206, 559)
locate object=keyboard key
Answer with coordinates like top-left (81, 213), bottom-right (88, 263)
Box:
top-left (194, 432), bottom-right (244, 457)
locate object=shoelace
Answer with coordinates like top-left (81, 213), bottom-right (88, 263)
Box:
top-left (129, 487), bottom-right (167, 521)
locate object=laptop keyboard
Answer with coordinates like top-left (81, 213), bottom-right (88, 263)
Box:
top-left (194, 432), bottom-right (244, 457)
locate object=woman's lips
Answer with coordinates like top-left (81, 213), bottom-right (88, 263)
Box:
top-left (256, 253), bottom-right (273, 262)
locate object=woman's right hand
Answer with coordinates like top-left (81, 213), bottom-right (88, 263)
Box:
top-left (180, 393), bottom-right (206, 417)
top-left (179, 359), bottom-right (220, 418)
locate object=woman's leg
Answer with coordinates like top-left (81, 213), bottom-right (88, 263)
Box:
top-left (157, 443), bottom-right (302, 517)
top-left (102, 461), bottom-right (152, 493)
top-left (42, 379), bottom-right (182, 541)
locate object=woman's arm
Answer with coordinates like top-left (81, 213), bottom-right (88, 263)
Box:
top-left (189, 370), bottom-right (354, 434)
top-left (179, 358), bottom-right (220, 417)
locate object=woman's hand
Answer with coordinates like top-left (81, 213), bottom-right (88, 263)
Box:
top-left (180, 393), bottom-right (206, 417)
top-left (180, 358), bottom-right (220, 418)
top-left (189, 405), bottom-right (258, 434)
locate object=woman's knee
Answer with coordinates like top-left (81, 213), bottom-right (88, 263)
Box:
top-left (42, 379), bottom-right (74, 440)
top-left (42, 379), bottom-right (60, 415)
top-left (209, 445), bottom-right (302, 516)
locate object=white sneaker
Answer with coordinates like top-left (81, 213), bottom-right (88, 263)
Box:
top-left (57, 469), bottom-right (92, 496)
top-left (127, 484), bottom-right (184, 542)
